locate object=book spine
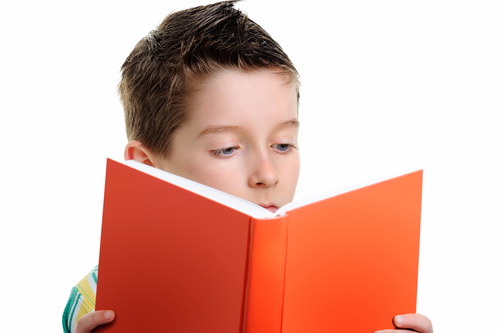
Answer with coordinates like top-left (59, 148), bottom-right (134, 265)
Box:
top-left (242, 214), bottom-right (289, 333)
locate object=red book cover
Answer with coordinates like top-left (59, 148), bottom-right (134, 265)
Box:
top-left (95, 158), bottom-right (422, 333)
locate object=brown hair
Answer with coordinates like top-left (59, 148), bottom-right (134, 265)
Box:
top-left (119, 0), bottom-right (299, 158)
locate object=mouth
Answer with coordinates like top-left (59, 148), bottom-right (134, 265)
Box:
top-left (260, 205), bottom-right (278, 213)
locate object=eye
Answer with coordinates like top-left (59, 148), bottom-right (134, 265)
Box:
top-left (210, 146), bottom-right (239, 158)
top-left (271, 143), bottom-right (296, 153)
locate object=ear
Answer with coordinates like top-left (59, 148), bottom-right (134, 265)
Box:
top-left (124, 140), bottom-right (154, 166)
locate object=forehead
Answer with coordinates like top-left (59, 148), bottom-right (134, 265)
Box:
top-left (187, 68), bottom-right (298, 127)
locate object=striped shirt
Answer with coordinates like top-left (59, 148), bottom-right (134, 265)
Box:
top-left (62, 265), bottom-right (98, 333)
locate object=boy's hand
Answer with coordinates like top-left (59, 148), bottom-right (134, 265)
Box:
top-left (375, 313), bottom-right (433, 333)
top-left (74, 310), bottom-right (115, 333)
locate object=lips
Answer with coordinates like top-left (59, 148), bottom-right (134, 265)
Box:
top-left (260, 205), bottom-right (278, 213)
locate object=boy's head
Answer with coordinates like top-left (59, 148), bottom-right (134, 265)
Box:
top-left (121, 1), bottom-right (300, 210)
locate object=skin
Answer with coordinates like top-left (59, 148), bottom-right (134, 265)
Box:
top-left (132, 68), bottom-right (301, 212)
top-left (74, 69), bottom-right (433, 333)
top-left (376, 313), bottom-right (434, 333)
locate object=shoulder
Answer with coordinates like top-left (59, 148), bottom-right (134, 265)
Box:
top-left (62, 265), bottom-right (99, 333)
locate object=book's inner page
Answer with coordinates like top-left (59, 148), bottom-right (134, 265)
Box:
top-left (125, 160), bottom-right (274, 218)
top-left (275, 171), bottom-right (416, 216)
top-left (126, 160), bottom-right (419, 219)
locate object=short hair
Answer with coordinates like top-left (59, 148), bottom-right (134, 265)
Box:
top-left (119, 0), bottom-right (300, 158)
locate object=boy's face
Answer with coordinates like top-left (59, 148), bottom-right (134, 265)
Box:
top-left (153, 69), bottom-right (300, 212)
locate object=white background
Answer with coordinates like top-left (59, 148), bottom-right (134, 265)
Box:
top-left (1, 0), bottom-right (499, 331)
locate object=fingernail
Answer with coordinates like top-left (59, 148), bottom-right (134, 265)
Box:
top-left (394, 315), bottom-right (404, 326)
top-left (104, 310), bottom-right (113, 319)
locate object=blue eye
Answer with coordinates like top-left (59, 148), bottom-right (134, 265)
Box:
top-left (220, 147), bottom-right (235, 155)
top-left (211, 146), bottom-right (239, 158)
top-left (272, 143), bottom-right (293, 152)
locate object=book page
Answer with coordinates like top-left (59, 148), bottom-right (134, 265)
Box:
top-left (124, 160), bottom-right (274, 219)
top-left (125, 160), bottom-right (419, 219)
top-left (276, 171), bottom-right (417, 216)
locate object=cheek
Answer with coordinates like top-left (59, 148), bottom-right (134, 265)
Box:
top-left (279, 155), bottom-right (300, 200)
top-left (291, 165), bottom-right (301, 195)
top-left (287, 152), bottom-right (300, 176)
top-left (188, 157), bottom-right (245, 192)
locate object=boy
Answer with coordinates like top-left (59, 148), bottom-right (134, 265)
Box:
top-left (63, 1), bottom-right (433, 332)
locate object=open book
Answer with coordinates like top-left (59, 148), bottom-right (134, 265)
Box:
top-left (95, 158), bottom-right (422, 333)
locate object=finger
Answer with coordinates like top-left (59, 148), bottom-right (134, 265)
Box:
top-left (74, 310), bottom-right (115, 333)
top-left (393, 313), bottom-right (433, 333)
top-left (375, 330), bottom-right (420, 333)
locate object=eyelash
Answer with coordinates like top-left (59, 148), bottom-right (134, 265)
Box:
top-left (271, 143), bottom-right (296, 154)
top-left (210, 144), bottom-right (296, 159)
top-left (210, 146), bottom-right (239, 159)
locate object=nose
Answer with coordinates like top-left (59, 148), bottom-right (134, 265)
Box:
top-left (248, 152), bottom-right (279, 188)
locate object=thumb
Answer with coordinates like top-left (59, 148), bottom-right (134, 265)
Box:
top-left (393, 313), bottom-right (433, 333)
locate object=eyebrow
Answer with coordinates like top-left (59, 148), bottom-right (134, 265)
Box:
top-left (197, 125), bottom-right (241, 138)
top-left (197, 119), bottom-right (300, 138)
top-left (281, 119), bottom-right (300, 128)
